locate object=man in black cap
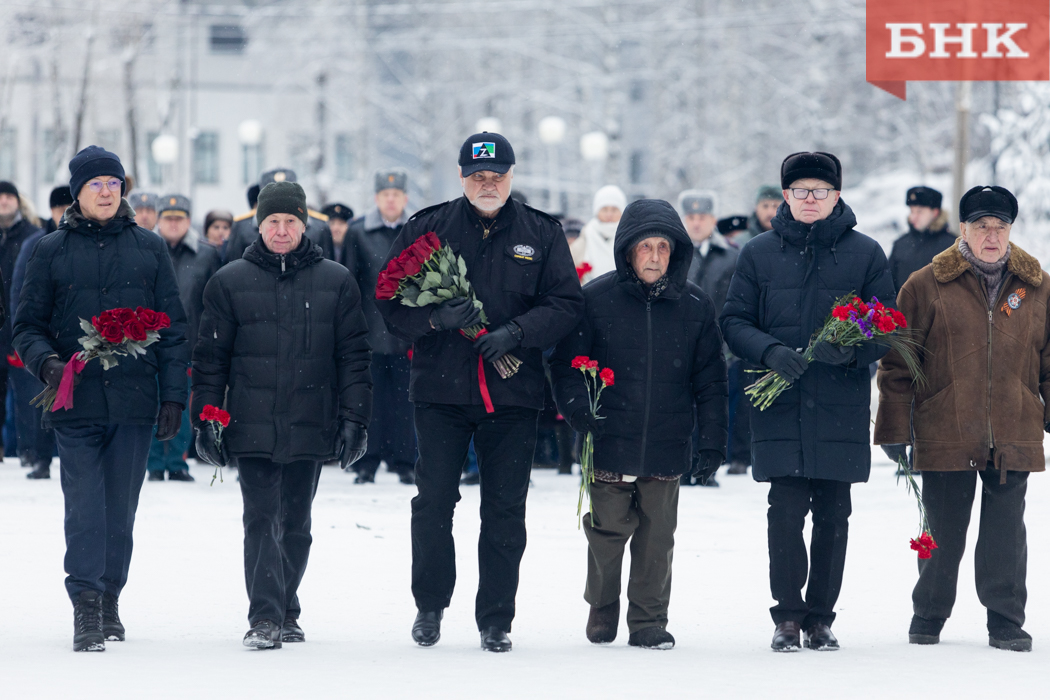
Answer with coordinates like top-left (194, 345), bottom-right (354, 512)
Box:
top-left (345, 170), bottom-right (416, 485)
top-left (888, 186), bottom-right (956, 292)
top-left (129, 191), bottom-right (159, 232)
top-left (377, 132), bottom-right (584, 652)
top-left (721, 151), bottom-right (895, 652)
top-left (225, 168), bottom-right (333, 264)
top-left (321, 202), bottom-right (354, 267)
top-left (45, 185), bottom-right (76, 233)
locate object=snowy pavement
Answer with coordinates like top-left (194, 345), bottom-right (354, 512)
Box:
top-left (2, 450), bottom-right (1046, 699)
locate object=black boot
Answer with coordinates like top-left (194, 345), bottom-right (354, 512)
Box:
top-left (281, 617), bottom-right (305, 643)
top-left (398, 470), bottom-right (416, 485)
top-left (628, 626), bottom-right (675, 650)
top-left (27, 464), bottom-right (51, 479)
top-left (353, 470), bottom-right (376, 484)
top-left (480, 626), bottom-right (512, 652)
top-left (167, 470), bottom-right (195, 482)
top-left (908, 615), bottom-right (944, 645)
top-left (412, 610), bottom-right (442, 647)
top-left (586, 600), bottom-right (619, 644)
top-left (988, 611), bottom-right (1032, 652)
top-left (771, 621), bottom-right (801, 652)
top-left (73, 591), bottom-right (105, 652)
top-left (460, 471), bottom-right (480, 486)
top-left (101, 593), bottom-right (125, 641)
top-left (147, 471), bottom-right (165, 481)
top-left (243, 620), bottom-right (282, 649)
top-left (803, 623), bottom-right (839, 650)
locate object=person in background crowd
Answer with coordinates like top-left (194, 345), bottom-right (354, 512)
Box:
top-left (129, 192), bottom-right (159, 232)
top-left (321, 203), bottom-right (354, 267)
top-left (146, 195), bottom-right (221, 482)
top-left (552, 198), bottom-right (727, 650)
top-left (888, 186), bottom-right (956, 292)
top-left (735, 185), bottom-right (781, 247)
top-left (716, 214), bottom-right (754, 476)
top-left (346, 170), bottom-right (414, 485)
top-left (575, 185), bottom-right (627, 284)
top-left (877, 186), bottom-right (1043, 653)
top-left (45, 186), bottom-right (76, 233)
top-left (378, 132), bottom-right (584, 653)
top-left (721, 152), bottom-right (895, 653)
top-left (203, 209), bottom-right (233, 251)
top-left (192, 181), bottom-right (371, 650)
top-left (13, 146), bottom-right (188, 652)
top-left (717, 215), bottom-right (749, 243)
top-left (225, 168), bottom-right (333, 263)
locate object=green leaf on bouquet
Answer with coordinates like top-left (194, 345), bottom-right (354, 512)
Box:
top-left (425, 271), bottom-right (442, 287)
top-left (401, 284), bottom-right (422, 303)
top-left (82, 337), bottom-right (101, 351)
top-left (416, 290), bottom-right (438, 306)
top-left (438, 256), bottom-right (450, 274)
top-left (473, 298), bottom-right (484, 310)
top-left (400, 298), bottom-right (418, 307)
top-left (435, 288), bottom-right (454, 300)
top-left (79, 318), bottom-right (95, 335)
top-left (457, 255), bottom-right (467, 276)
top-left (440, 274), bottom-right (453, 288)
top-left (479, 309), bottom-right (489, 325)
top-left (100, 355), bottom-right (119, 370)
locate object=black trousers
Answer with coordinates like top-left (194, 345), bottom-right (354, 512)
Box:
top-left (411, 403), bottom-right (538, 631)
top-left (238, 458), bottom-right (323, 626)
top-left (726, 359), bottom-right (752, 465)
top-left (767, 476), bottom-right (852, 628)
top-left (913, 468), bottom-right (1028, 627)
top-left (9, 364), bottom-right (55, 467)
top-left (356, 353), bottom-right (416, 477)
top-left (53, 424), bottom-right (153, 601)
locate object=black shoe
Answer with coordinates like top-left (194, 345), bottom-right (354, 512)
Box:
top-left (281, 618), bottom-right (305, 643)
top-left (726, 461), bottom-right (749, 475)
top-left (101, 593), bottom-right (125, 641)
top-left (988, 611), bottom-right (1032, 652)
top-left (353, 471), bottom-right (375, 484)
top-left (771, 621), bottom-right (802, 652)
top-left (167, 470), bottom-right (195, 482)
top-left (586, 600), bottom-right (619, 644)
top-left (398, 470), bottom-right (416, 485)
top-left (699, 474), bottom-right (720, 487)
top-left (460, 472), bottom-right (480, 486)
top-left (412, 610), bottom-right (443, 646)
top-left (243, 620), bottom-right (282, 649)
top-left (27, 465), bottom-right (51, 479)
top-left (908, 615), bottom-right (944, 645)
top-left (803, 623), bottom-right (839, 650)
top-left (628, 626), bottom-right (675, 650)
top-left (480, 626), bottom-right (512, 652)
top-left (73, 590), bottom-right (105, 652)
top-left (147, 471), bottom-right (165, 481)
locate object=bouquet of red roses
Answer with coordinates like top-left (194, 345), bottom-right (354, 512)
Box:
top-left (571, 355), bottom-right (615, 527)
top-left (376, 232), bottom-right (522, 380)
top-left (31, 306), bottom-right (171, 412)
top-left (746, 293), bottom-right (923, 410)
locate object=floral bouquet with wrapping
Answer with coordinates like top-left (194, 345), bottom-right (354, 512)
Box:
top-left (571, 355), bottom-right (614, 528)
top-left (376, 231), bottom-right (522, 380)
top-left (31, 306), bottom-right (171, 412)
top-left (746, 293), bottom-right (923, 410)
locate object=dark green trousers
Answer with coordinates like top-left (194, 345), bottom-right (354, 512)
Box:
top-left (582, 478), bottom-right (679, 634)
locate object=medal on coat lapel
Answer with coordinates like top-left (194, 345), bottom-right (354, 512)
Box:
top-left (1000, 288), bottom-right (1026, 317)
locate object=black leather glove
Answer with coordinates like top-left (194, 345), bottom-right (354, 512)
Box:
top-left (811, 341), bottom-right (856, 366)
top-left (881, 443), bottom-right (910, 467)
top-left (1044, 422), bottom-right (1050, 434)
top-left (338, 421), bottom-right (368, 470)
top-left (473, 323), bottom-right (522, 362)
top-left (762, 345), bottom-right (808, 382)
top-left (194, 422), bottom-right (229, 468)
top-left (429, 298), bottom-right (482, 332)
top-left (692, 449), bottom-right (723, 485)
top-left (567, 407), bottom-right (604, 438)
top-left (41, 356), bottom-right (81, 390)
top-left (155, 402), bottom-right (184, 441)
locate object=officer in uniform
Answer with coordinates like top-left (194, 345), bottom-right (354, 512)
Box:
top-left (225, 168), bottom-right (333, 263)
top-left (321, 202), bottom-right (354, 267)
top-left (377, 132), bottom-right (584, 653)
top-left (129, 191), bottom-right (159, 231)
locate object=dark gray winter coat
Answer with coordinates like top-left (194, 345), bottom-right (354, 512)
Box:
top-left (686, 230), bottom-right (738, 316)
top-left (1, 216), bottom-right (40, 355)
top-left (888, 220), bottom-right (957, 292)
top-left (345, 208), bottom-right (410, 356)
top-left (720, 200), bottom-right (895, 483)
top-left (167, 233), bottom-right (222, 355)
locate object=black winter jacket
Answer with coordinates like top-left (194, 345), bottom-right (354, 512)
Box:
top-left (551, 199), bottom-right (727, 477)
top-left (377, 196), bottom-right (584, 411)
top-left (888, 224), bottom-right (957, 292)
top-left (167, 234), bottom-right (221, 351)
top-left (686, 231), bottom-right (738, 316)
top-left (720, 200), bottom-right (895, 484)
top-left (191, 237), bottom-right (372, 464)
top-left (224, 210), bottom-right (334, 264)
top-left (12, 200), bottom-right (189, 427)
top-left (345, 208), bottom-right (410, 356)
top-left (1, 216), bottom-right (40, 355)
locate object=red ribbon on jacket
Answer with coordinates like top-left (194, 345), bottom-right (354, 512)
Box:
top-left (52, 354), bottom-right (87, 412)
top-left (461, 328), bottom-right (495, 414)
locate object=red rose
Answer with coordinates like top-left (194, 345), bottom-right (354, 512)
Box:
top-left (402, 255), bottom-right (424, 278)
top-left (571, 356), bottom-right (590, 369)
top-left (890, 309), bottom-right (907, 329)
top-left (124, 319), bottom-right (147, 342)
top-left (136, 307), bottom-right (168, 331)
top-left (96, 310), bottom-right (116, 328)
top-left (112, 308), bottom-right (137, 324)
top-left (423, 232), bottom-right (442, 253)
top-left (384, 256), bottom-right (406, 281)
top-left (100, 321), bottom-right (125, 344)
top-left (375, 271), bottom-right (400, 300)
top-left (600, 367), bottom-right (615, 386)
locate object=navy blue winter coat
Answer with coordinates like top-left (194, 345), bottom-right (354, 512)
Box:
top-left (720, 200), bottom-right (895, 483)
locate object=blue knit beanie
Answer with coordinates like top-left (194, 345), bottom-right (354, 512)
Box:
top-left (69, 146), bottom-right (126, 201)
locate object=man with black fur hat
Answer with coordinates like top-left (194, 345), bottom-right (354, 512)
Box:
top-left (45, 185), bottom-right (76, 233)
top-left (888, 186), bottom-right (956, 292)
top-left (378, 132), bottom-right (583, 653)
top-left (721, 151), bottom-right (895, 653)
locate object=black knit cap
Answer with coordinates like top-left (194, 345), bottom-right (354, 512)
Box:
top-left (780, 152), bottom-right (842, 190)
top-left (69, 145), bottom-right (126, 200)
top-left (50, 185), bottom-right (75, 208)
top-left (906, 186), bottom-right (942, 209)
top-left (959, 185), bottom-right (1018, 224)
top-left (0, 181), bottom-right (18, 199)
top-left (256, 181), bottom-right (308, 226)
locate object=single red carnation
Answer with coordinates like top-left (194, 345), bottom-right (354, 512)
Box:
top-left (586, 360), bottom-right (599, 370)
top-left (600, 367), bottom-right (615, 386)
top-left (124, 319), bottom-right (147, 342)
top-left (891, 309), bottom-right (907, 329)
top-left (100, 321), bottom-right (125, 344)
top-left (875, 315), bottom-right (896, 333)
top-left (832, 306), bottom-right (850, 321)
top-left (571, 356), bottom-right (590, 369)
top-left (918, 532), bottom-right (938, 551)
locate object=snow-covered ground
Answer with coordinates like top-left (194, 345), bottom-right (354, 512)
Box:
top-left (2, 443), bottom-right (1046, 699)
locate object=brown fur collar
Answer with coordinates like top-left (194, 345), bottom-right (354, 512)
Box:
top-left (932, 240), bottom-right (1043, 287)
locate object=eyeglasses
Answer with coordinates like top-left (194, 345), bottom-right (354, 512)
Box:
top-left (790, 188), bottom-right (832, 200)
top-left (87, 179), bottom-right (122, 194)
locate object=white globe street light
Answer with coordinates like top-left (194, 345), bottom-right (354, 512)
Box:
top-left (151, 134), bottom-right (179, 165)
top-left (580, 131), bottom-right (609, 162)
top-left (238, 119), bottom-right (264, 146)
top-left (538, 116), bottom-right (566, 145)
top-left (475, 117), bottom-right (502, 134)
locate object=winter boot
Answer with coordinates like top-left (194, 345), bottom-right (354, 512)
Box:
top-left (167, 470), bottom-right (195, 482)
top-left (771, 621), bottom-right (802, 652)
top-left (73, 590), bottom-right (105, 652)
top-left (628, 626), bottom-right (675, 650)
top-left (147, 471), bottom-right (165, 481)
top-left (101, 593), bottom-right (125, 641)
top-left (480, 626), bottom-right (512, 653)
top-left (281, 617), bottom-right (305, 643)
top-left (27, 464), bottom-right (51, 479)
top-left (586, 600), bottom-right (619, 644)
top-left (243, 620), bottom-right (282, 649)
top-left (988, 611), bottom-right (1032, 652)
top-left (908, 615), bottom-right (944, 645)
top-left (727, 461), bottom-right (749, 475)
top-left (398, 470), bottom-right (416, 485)
top-left (803, 623), bottom-right (839, 650)
top-left (353, 470), bottom-right (376, 484)
top-left (412, 610), bottom-right (443, 646)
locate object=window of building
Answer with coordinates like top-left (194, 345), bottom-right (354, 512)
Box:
top-left (335, 134), bottom-right (353, 181)
top-left (193, 131), bottom-right (220, 184)
top-left (0, 128), bottom-right (16, 181)
top-left (242, 142), bottom-right (264, 185)
top-left (210, 24), bottom-right (247, 54)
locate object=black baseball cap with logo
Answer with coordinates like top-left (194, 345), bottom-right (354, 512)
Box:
top-left (458, 132), bottom-right (515, 176)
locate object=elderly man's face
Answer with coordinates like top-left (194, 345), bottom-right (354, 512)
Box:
top-left (376, 188), bottom-right (408, 222)
top-left (684, 213), bottom-right (716, 244)
top-left (908, 205), bottom-right (940, 231)
top-left (597, 206), bottom-right (621, 224)
top-left (260, 213), bottom-right (305, 255)
top-left (784, 178), bottom-right (839, 225)
top-left (756, 198), bottom-right (779, 230)
top-left (0, 193), bottom-right (19, 218)
top-left (157, 213), bottom-right (190, 245)
top-left (135, 208), bottom-right (158, 231)
top-left (460, 168), bottom-right (513, 216)
top-left (961, 216), bottom-right (1011, 264)
top-left (631, 236), bottom-right (672, 285)
top-left (78, 176), bottom-right (123, 223)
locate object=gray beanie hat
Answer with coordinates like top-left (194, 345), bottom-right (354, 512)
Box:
top-left (256, 182), bottom-right (308, 226)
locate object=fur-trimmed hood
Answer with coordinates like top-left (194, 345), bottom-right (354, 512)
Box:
top-left (931, 239), bottom-right (1043, 287)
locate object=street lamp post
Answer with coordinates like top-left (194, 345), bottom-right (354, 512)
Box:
top-left (580, 131), bottom-right (609, 204)
top-left (538, 116), bottom-right (566, 214)
top-left (151, 134), bottom-right (178, 192)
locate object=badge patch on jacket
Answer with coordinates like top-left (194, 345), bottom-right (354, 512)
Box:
top-left (1001, 288), bottom-right (1026, 316)
top-left (512, 244), bottom-right (535, 260)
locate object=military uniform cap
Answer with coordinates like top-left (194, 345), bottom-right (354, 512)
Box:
top-left (717, 215), bottom-right (749, 235)
top-left (260, 168), bottom-right (297, 187)
top-left (375, 170), bottom-right (408, 193)
top-left (906, 186), bottom-right (943, 209)
top-left (158, 194), bottom-right (192, 218)
top-left (130, 192), bottom-right (159, 212)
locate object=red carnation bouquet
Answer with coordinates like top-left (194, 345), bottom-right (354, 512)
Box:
top-left (200, 404), bottom-right (231, 486)
top-left (746, 293), bottom-right (923, 410)
top-left (376, 231), bottom-right (522, 382)
top-left (571, 355), bottom-right (614, 527)
top-left (31, 306), bottom-right (171, 412)
top-left (897, 457), bottom-right (938, 559)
